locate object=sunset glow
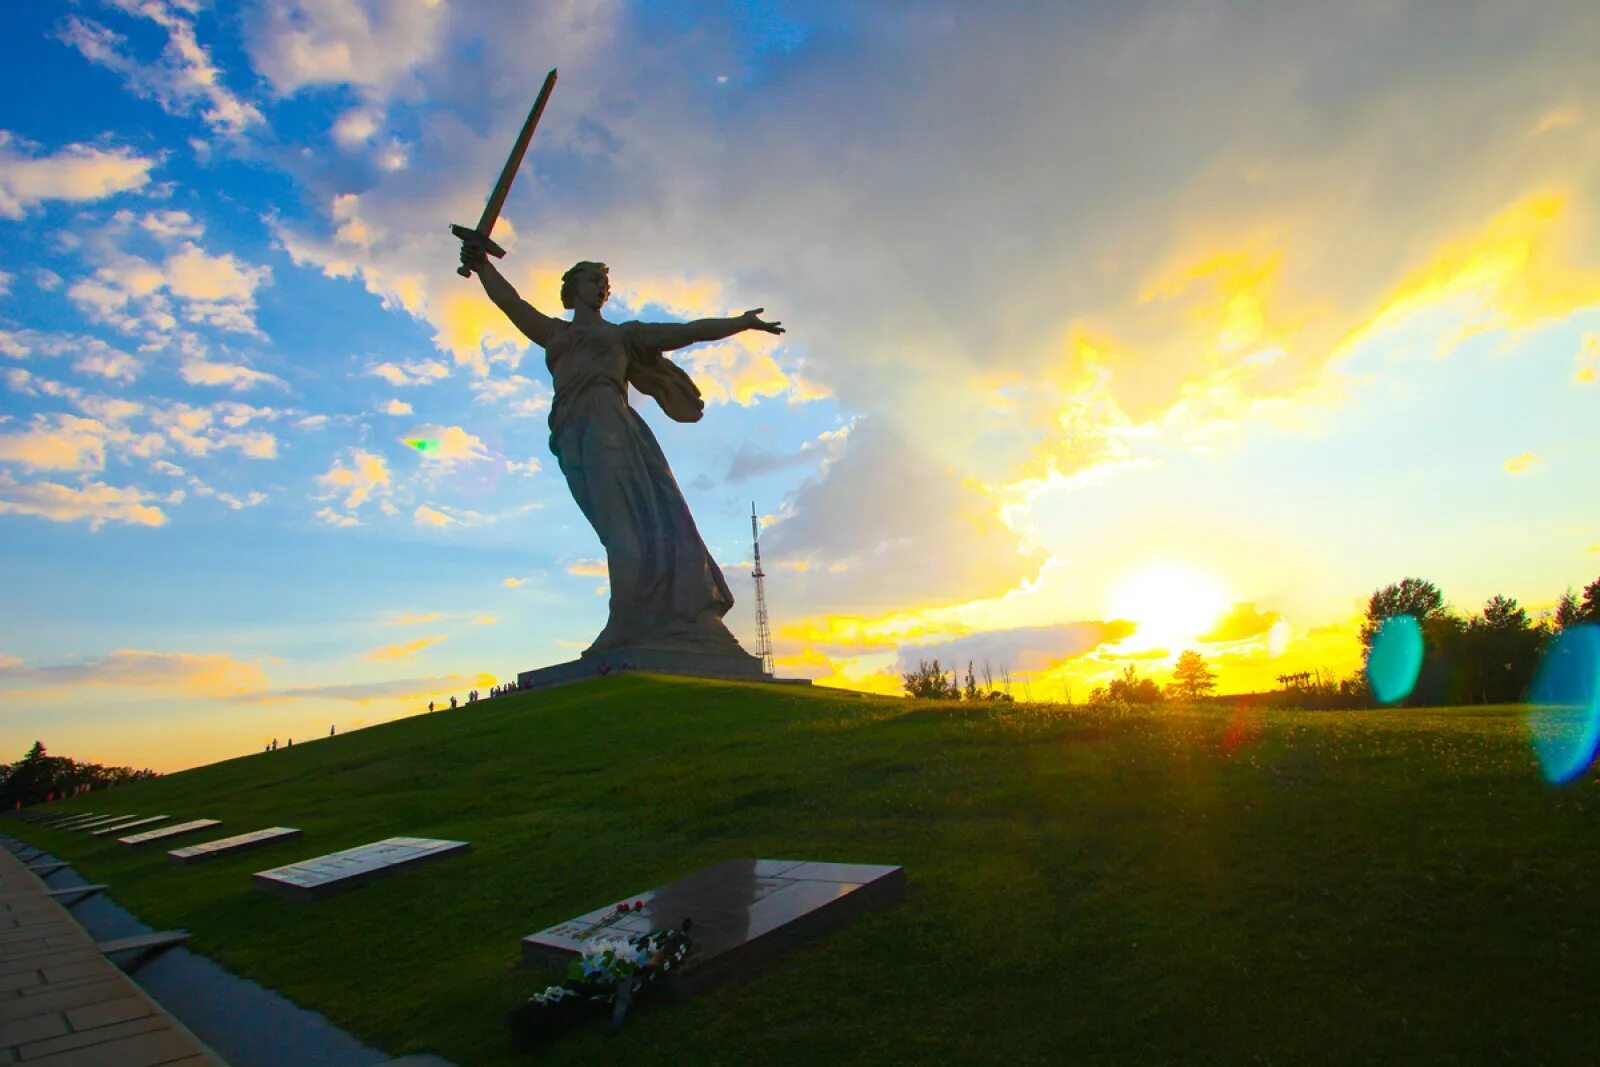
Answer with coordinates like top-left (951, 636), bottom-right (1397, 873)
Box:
top-left (1, 2), bottom-right (1597, 771)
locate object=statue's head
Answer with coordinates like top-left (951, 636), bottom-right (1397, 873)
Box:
top-left (561, 261), bottom-right (610, 310)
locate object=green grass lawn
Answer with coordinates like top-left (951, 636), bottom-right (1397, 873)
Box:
top-left (10, 676), bottom-right (1600, 1064)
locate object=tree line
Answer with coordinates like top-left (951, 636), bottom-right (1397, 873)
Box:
top-left (0, 741), bottom-right (159, 809)
top-left (901, 574), bottom-right (1600, 709)
top-left (1351, 574), bottom-right (1600, 707)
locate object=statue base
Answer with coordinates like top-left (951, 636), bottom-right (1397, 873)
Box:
top-left (516, 646), bottom-right (811, 692)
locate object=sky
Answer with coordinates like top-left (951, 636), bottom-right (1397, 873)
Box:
top-left (1, 0), bottom-right (1597, 772)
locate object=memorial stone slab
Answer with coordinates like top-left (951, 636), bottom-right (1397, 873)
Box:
top-left (169, 826), bottom-right (302, 864)
top-left (119, 818), bottom-right (221, 846)
top-left (253, 837), bottom-right (471, 900)
top-left (91, 815), bottom-right (168, 836)
top-left (522, 859), bottom-right (906, 995)
top-left (72, 814), bottom-right (140, 831)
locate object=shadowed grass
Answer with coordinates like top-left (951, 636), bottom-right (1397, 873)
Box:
top-left (9, 676), bottom-right (1600, 1064)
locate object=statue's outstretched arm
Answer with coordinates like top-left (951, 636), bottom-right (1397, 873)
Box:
top-left (461, 245), bottom-right (557, 348)
top-left (632, 308), bottom-right (784, 351)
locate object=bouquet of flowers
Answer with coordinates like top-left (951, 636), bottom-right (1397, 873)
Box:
top-left (511, 910), bottom-right (693, 1048)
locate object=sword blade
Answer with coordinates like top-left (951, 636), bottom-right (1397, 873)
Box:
top-left (475, 68), bottom-right (558, 237)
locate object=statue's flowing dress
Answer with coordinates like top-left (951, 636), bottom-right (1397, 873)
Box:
top-left (543, 318), bottom-right (745, 656)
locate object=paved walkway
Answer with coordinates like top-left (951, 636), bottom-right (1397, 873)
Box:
top-left (0, 842), bottom-right (227, 1066)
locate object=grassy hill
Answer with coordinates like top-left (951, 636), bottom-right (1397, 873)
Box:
top-left (9, 675), bottom-right (1600, 1065)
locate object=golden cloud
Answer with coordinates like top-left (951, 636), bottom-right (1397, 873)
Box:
top-left (365, 635), bottom-right (446, 662)
top-left (393, 612), bottom-right (443, 625)
top-left (0, 649), bottom-right (266, 698)
top-left (1503, 452), bottom-right (1542, 475)
top-left (317, 448), bottom-right (391, 511)
top-left (413, 504), bottom-right (454, 527)
top-left (679, 337), bottom-right (795, 407)
top-left (1199, 602), bottom-right (1283, 643)
top-left (0, 414), bottom-right (111, 472)
top-left (0, 474), bottom-right (166, 529)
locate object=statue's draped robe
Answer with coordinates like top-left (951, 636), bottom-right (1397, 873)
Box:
top-left (544, 318), bottom-right (744, 656)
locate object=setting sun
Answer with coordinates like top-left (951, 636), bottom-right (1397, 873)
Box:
top-left (1107, 562), bottom-right (1228, 653)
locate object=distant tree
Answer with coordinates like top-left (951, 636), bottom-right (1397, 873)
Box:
top-left (0, 742), bottom-right (159, 809)
top-left (1360, 578), bottom-right (1472, 706)
top-left (1360, 578), bottom-right (1447, 650)
top-left (1168, 650), bottom-right (1218, 701)
top-left (902, 659), bottom-right (960, 700)
top-left (1553, 590), bottom-right (1582, 633)
top-left (1580, 576), bottom-right (1600, 625)
top-left (963, 661), bottom-right (980, 701)
top-left (1108, 665), bottom-right (1163, 705)
top-left (1464, 595), bottom-right (1543, 704)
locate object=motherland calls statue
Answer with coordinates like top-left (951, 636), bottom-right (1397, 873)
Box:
top-left (451, 70), bottom-right (779, 676)
top-left (461, 245), bottom-right (782, 663)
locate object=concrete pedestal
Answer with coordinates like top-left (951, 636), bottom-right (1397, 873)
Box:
top-left (516, 646), bottom-right (809, 691)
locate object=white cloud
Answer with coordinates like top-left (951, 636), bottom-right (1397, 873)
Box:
top-left (367, 359), bottom-right (449, 386)
top-left (69, 239), bottom-right (272, 340)
top-left (149, 402), bottom-right (281, 459)
top-left (244, 0), bottom-right (447, 98)
top-left (58, 7), bottom-right (264, 139)
top-left (332, 107), bottom-right (381, 148)
top-left (0, 133), bottom-right (157, 219)
top-left (0, 329), bottom-right (143, 383)
top-left (0, 271), bottom-right (11, 297)
top-left (0, 473), bottom-right (168, 529)
top-left (316, 447), bottom-right (392, 515)
top-left (401, 424), bottom-right (489, 464)
top-left (140, 210), bottom-right (204, 240)
top-left (383, 398), bottom-right (413, 416)
top-left (413, 504), bottom-right (453, 527)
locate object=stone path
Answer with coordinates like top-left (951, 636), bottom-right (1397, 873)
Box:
top-left (0, 845), bottom-right (227, 1066)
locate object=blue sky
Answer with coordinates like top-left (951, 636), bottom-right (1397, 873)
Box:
top-left (1, 0), bottom-right (1597, 770)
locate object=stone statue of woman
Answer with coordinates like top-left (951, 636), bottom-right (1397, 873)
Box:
top-left (460, 243), bottom-right (782, 667)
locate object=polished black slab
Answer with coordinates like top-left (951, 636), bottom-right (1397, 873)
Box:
top-left (253, 836), bottom-right (470, 900)
top-left (119, 818), bottom-right (221, 845)
top-left (169, 826), bottom-right (302, 864)
top-left (522, 859), bottom-right (905, 994)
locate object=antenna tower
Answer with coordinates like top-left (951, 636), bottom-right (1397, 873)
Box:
top-left (751, 502), bottom-right (774, 675)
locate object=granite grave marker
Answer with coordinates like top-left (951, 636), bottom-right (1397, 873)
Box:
top-left (254, 837), bottom-right (470, 900)
top-left (169, 827), bottom-right (302, 864)
top-left (119, 818), bottom-right (221, 846)
top-left (91, 815), bottom-right (168, 836)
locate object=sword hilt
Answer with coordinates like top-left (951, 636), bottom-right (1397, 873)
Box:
top-left (451, 224), bottom-right (507, 277)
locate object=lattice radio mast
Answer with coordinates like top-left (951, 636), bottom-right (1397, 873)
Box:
top-left (750, 502), bottom-right (774, 676)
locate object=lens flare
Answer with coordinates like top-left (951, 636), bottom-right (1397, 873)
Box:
top-left (1366, 614), bottom-right (1423, 705)
top-left (1528, 624), bottom-right (1600, 785)
top-left (405, 438), bottom-right (439, 454)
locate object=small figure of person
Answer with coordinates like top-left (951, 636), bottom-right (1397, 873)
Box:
top-left (271, 738), bottom-right (278, 751)
top-left (429, 700), bottom-right (435, 713)
top-left (329, 725), bottom-right (336, 736)
top-left (450, 695), bottom-right (458, 709)
top-left (286, 738), bottom-right (292, 748)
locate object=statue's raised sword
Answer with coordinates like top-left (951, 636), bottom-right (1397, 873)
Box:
top-left (451, 67), bottom-right (558, 277)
